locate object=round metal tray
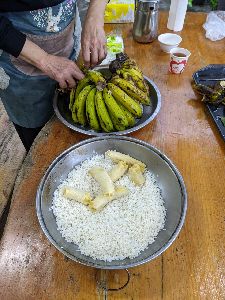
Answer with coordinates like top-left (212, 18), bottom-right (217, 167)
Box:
top-left (53, 69), bottom-right (161, 136)
top-left (36, 136), bottom-right (187, 270)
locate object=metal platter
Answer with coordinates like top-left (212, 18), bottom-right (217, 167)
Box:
top-left (53, 68), bottom-right (161, 136)
top-left (36, 136), bottom-right (187, 270)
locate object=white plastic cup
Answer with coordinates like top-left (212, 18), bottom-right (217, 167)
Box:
top-left (169, 47), bottom-right (191, 74)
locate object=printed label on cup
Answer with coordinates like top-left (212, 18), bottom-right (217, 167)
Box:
top-left (169, 47), bottom-right (191, 74)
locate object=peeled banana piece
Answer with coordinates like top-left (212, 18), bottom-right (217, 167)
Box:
top-left (108, 83), bottom-right (143, 118)
top-left (63, 186), bottom-right (92, 205)
top-left (111, 77), bottom-right (150, 105)
top-left (89, 166), bottom-right (115, 195)
top-left (90, 186), bottom-right (128, 211)
top-left (86, 88), bottom-right (100, 131)
top-left (95, 90), bottom-right (114, 132)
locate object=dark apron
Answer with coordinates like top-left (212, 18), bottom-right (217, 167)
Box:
top-left (0, 0), bottom-right (81, 128)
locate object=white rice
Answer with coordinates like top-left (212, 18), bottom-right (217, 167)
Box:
top-left (52, 154), bottom-right (166, 261)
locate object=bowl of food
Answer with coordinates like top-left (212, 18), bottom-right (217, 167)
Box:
top-left (158, 33), bottom-right (182, 53)
top-left (53, 53), bottom-right (161, 136)
top-left (36, 136), bottom-right (187, 269)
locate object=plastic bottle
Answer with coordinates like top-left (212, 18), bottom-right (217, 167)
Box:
top-left (167, 0), bottom-right (188, 32)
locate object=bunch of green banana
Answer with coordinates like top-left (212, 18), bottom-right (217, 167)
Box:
top-left (67, 54), bottom-right (152, 132)
top-left (109, 53), bottom-right (150, 95)
top-left (107, 83), bottom-right (143, 118)
top-left (111, 76), bottom-right (150, 105)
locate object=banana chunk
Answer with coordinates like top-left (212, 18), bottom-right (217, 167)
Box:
top-left (90, 186), bottom-right (129, 211)
top-left (63, 187), bottom-right (92, 205)
top-left (106, 150), bottom-right (146, 172)
top-left (89, 166), bottom-right (115, 195)
top-left (109, 161), bottom-right (128, 182)
top-left (128, 164), bottom-right (145, 186)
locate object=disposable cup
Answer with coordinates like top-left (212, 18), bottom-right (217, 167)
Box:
top-left (169, 47), bottom-right (191, 74)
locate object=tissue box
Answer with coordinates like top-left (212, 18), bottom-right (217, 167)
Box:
top-left (104, 0), bottom-right (135, 23)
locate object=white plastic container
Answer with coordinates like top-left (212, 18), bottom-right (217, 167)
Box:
top-left (167, 0), bottom-right (188, 32)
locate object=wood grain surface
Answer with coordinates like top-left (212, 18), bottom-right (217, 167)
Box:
top-left (0, 12), bottom-right (224, 300)
top-left (0, 102), bottom-right (25, 220)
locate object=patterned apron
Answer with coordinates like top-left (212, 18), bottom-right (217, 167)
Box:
top-left (0, 0), bottom-right (81, 128)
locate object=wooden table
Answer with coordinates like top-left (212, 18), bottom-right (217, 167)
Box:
top-left (0, 12), bottom-right (224, 300)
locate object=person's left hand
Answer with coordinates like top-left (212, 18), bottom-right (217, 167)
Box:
top-left (81, 18), bottom-right (107, 68)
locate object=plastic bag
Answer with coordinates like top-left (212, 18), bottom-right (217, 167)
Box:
top-left (203, 11), bottom-right (225, 41)
top-left (100, 30), bottom-right (124, 66)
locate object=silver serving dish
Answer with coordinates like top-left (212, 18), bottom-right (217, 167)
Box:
top-left (36, 136), bottom-right (187, 269)
top-left (53, 68), bottom-right (161, 136)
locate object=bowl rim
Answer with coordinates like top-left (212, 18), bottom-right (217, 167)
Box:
top-left (158, 33), bottom-right (182, 46)
top-left (36, 135), bottom-right (188, 269)
top-left (53, 75), bottom-right (161, 137)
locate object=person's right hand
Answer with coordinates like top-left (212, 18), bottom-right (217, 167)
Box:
top-left (19, 39), bottom-right (84, 89)
top-left (40, 54), bottom-right (84, 89)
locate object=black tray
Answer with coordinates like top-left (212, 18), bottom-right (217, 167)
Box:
top-left (192, 64), bottom-right (225, 142)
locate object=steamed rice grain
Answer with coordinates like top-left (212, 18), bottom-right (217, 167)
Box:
top-left (52, 154), bottom-right (166, 261)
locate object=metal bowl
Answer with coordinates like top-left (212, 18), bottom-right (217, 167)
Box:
top-left (53, 68), bottom-right (161, 136)
top-left (36, 136), bottom-right (187, 269)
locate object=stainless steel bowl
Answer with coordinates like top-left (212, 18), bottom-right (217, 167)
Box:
top-left (36, 136), bottom-right (187, 269)
top-left (53, 68), bottom-right (161, 136)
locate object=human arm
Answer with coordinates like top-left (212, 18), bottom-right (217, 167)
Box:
top-left (19, 39), bottom-right (84, 88)
top-left (0, 16), bottom-right (84, 89)
top-left (0, 16), bottom-right (26, 57)
top-left (81, 0), bottom-right (108, 68)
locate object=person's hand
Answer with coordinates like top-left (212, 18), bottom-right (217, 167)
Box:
top-left (81, 0), bottom-right (108, 68)
top-left (40, 54), bottom-right (84, 89)
top-left (19, 39), bottom-right (84, 89)
top-left (81, 19), bottom-right (107, 68)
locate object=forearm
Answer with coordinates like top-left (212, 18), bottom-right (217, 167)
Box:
top-left (19, 38), bottom-right (48, 70)
top-left (19, 39), bottom-right (84, 88)
top-left (86, 0), bottom-right (108, 24)
top-left (0, 16), bottom-right (26, 57)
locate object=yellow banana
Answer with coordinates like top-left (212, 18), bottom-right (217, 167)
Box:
top-left (73, 85), bottom-right (94, 126)
top-left (107, 83), bottom-right (143, 118)
top-left (86, 88), bottom-right (100, 131)
top-left (111, 77), bottom-right (150, 105)
top-left (87, 70), bottom-right (106, 91)
top-left (108, 111), bottom-right (126, 131)
top-left (69, 88), bottom-right (75, 111)
top-left (126, 68), bottom-right (149, 94)
top-left (95, 90), bottom-right (114, 132)
top-left (72, 110), bottom-right (78, 123)
top-left (121, 67), bottom-right (143, 80)
top-left (117, 102), bottom-right (136, 127)
top-left (103, 88), bottom-right (128, 128)
top-left (122, 59), bottom-right (142, 72)
top-left (119, 69), bottom-right (147, 93)
top-left (75, 77), bottom-right (90, 99)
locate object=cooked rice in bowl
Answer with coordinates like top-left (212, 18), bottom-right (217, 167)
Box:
top-left (52, 153), bottom-right (166, 262)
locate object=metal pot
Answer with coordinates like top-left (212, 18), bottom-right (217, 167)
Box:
top-left (133, 0), bottom-right (159, 43)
